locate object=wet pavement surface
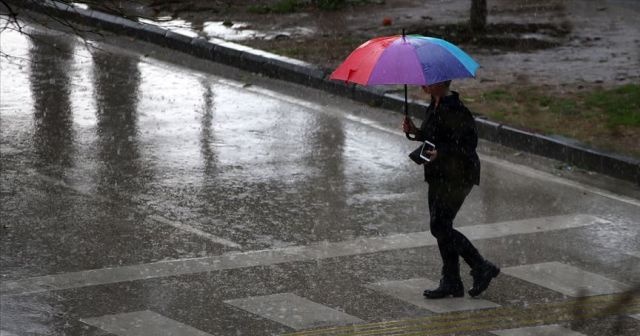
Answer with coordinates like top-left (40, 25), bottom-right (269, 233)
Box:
top-left (1, 22), bottom-right (639, 336)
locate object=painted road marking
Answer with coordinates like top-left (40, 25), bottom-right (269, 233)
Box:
top-left (502, 262), bottom-right (630, 297)
top-left (0, 331), bottom-right (20, 336)
top-left (365, 278), bottom-right (500, 313)
top-left (80, 310), bottom-right (213, 336)
top-left (478, 156), bottom-right (640, 208)
top-left (630, 313), bottom-right (640, 321)
top-left (224, 293), bottom-right (364, 330)
top-left (283, 293), bottom-right (640, 336)
top-left (1, 214), bottom-right (610, 297)
top-left (148, 215), bottom-right (241, 249)
top-left (250, 79), bottom-right (640, 208)
top-left (26, 170), bottom-right (242, 249)
top-left (457, 214), bottom-right (609, 241)
top-left (250, 83), bottom-right (640, 210)
top-left (490, 324), bottom-right (586, 336)
top-left (626, 251), bottom-right (640, 258)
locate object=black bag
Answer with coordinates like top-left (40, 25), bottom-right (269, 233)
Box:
top-left (409, 145), bottom-right (427, 165)
top-left (408, 140), bottom-right (436, 165)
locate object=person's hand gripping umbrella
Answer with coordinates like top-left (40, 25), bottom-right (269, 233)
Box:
top-left (330, 30), bottom-right (479, 139)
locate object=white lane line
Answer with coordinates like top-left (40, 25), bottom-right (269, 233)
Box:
top-left (365, 278), bottom-right (500, 313)
top-left (0, 214), bottom-right (609, 297)
top-left (25, 170), bottom-right (242, 249)
top-left (630, 313), bottom-right (640, 321)
top-left (490, 324), bottom-right (587, 336)
top-left (239, 83), bottom-right (640, 208)
top-left (625, 251), bottom-right (640, 258)
top-left (149, 215), bottom-right (241, 249)
top-left (81, 310), bottom-right (212, 336)
top-left (458, 214), bottom-right (610, 240)
top-left (0, 330), bottom-right (20, 336)
top-left (224, 293), bottom-right (364, 330)
top-left (479, 156), bottom-right (640, 208)
top-left (26, 169), bottom-right (111, 203)
top-left (502, 262), bottom-right (630, 297)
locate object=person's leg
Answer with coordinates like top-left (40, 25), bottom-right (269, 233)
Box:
top-left (432, 183), bottom-right (485, 268)
top-left (431, 185), bottom-right (461, 281)
top-left (437, 185), bottom-right (500, 298)
top-left (424, 182), bottom-right (465, 299)
top-left (425, 182), bottom-right (499, 298)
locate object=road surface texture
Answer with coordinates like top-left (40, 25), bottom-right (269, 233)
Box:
top-left (1, 21), bottom-right (639, 336)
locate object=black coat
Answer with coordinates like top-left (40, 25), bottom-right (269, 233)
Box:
top-left (412, 91), bottom-right (481, 186)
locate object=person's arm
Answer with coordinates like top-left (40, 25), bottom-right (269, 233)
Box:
top-left (403, 117), bottom-right (426, 141)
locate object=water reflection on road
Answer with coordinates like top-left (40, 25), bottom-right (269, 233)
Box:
top-left (1, 19), bottom-right (639, 336)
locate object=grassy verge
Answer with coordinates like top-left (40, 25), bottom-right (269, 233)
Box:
top-left (463, 84), bottom-right (640, 158)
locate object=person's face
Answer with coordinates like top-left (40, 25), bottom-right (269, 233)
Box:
top-left (422, 83), bottom-right (447, 96)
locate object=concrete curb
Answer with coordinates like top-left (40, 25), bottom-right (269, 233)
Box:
top-left (15, 0), bottom-right (640, 184)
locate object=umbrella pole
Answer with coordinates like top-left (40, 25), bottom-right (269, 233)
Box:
top-left (402, 29), bottom-right (413, 140)
top-left (404, 84), bottom-right (415, 140)
top-left (402, 29), bottom-right (407, 116)
top-left (404, 84), bottom-right (408, 116)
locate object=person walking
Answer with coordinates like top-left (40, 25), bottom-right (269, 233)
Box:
top-left (403, 80), bottom-right (500, 298)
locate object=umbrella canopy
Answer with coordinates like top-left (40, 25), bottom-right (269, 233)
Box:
top-left (330, 34), bottom-right (478, 86)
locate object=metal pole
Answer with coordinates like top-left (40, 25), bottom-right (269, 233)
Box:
top-left (404, 84), bottom-right (408, 116)
top-left (403, 29), bottom-right (411, 139)
top-left (403, 29), bottom-right (407, 116)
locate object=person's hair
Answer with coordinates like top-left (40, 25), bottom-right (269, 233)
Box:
top-left (422, 80), bottom-right (451, 89)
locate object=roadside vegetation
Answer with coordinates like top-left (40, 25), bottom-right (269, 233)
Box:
top-left (463, 84), bottom-right (640, 157)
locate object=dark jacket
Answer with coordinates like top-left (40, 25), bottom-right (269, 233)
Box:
top-left (412, 91), bottom-right (481, 186)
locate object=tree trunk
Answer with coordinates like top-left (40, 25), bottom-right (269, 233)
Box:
top-left (470, 0), bottom-right (487, 32)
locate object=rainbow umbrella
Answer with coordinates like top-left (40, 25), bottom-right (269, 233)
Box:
top-left (330, 31), bottom-right (478, 117)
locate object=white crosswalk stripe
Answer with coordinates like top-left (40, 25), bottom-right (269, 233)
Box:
top-left (365, 278), bottom-right (500, 313)
top-left (625, 251), bottom-right (640, 258)
top-left (490, 324), bottom-right (587, 336)
top-left (502, 262), bottom-right (630, 297)
top-left (80, 310), bottom-right (213, 336)
top-left (224, 293), bottom-right (364, 330)
top-left (1, 214), bottom-right (610, 297)
top-left (0, 331), bottom-right (20, 336)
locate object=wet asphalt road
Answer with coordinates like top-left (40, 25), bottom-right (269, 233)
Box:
top-left (1, 22), bottom-right (639, 336)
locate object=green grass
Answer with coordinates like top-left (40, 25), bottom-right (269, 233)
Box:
top-left (481, 89), bottom-right (514, 101)
top-left (547, 98), bottom-right (578, 115)
top-left (466, 84), bottom-right (640, 158)
top-left (314, 0), bottom-right (347, 10)
top-left (478, 84), bottom-right (640, 128)
top-left (248, 0), bottom-right (302, 14)
top-left (585, 84), bottom-right (640, 127)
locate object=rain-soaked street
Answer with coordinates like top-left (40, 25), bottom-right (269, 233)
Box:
top-left (1, 21), bottom-right (640, 336)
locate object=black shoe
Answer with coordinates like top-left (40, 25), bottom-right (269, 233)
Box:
top-left (468, 261), bottom-right (500, 297)
top-left (423, 278), bottom-right (464, 299)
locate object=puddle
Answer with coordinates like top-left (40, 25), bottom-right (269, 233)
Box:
top-left (138, 17), bottom-right (316, 42)
top-left (71, 2), bottom-right (89, 10)
top-left (138, 18), bottom-right (199, 38)
top-left (203, 21), bottom-right (266, 41)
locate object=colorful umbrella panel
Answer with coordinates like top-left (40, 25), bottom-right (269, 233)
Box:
top-left (330, 35), bottom-right (478, 86)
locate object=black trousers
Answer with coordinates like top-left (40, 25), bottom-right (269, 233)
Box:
top-left (428, 181), bottom-right (484, 280)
